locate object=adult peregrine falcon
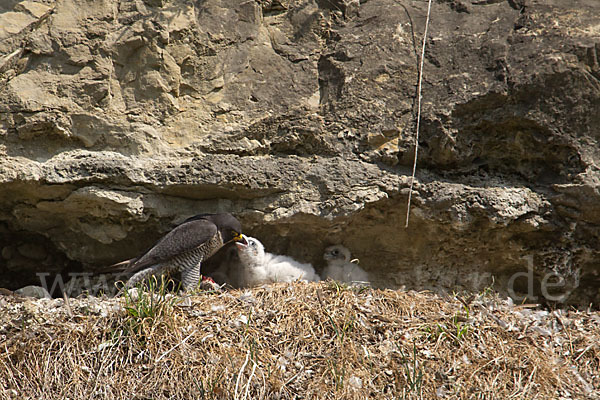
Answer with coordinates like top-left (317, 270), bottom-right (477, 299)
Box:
top-left (111, 213), bottom-right (245, 291)
top-left (322, 244), bottom-right (370, 284)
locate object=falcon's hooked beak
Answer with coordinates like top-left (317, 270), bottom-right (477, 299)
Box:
top-left (233, 232), bottom-right (247, 245)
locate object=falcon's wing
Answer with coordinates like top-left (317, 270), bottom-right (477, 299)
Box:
top-left (125, 219), bottom-right (218, 273)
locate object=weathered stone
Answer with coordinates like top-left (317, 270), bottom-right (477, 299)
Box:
top-left (1, 246), bottom-right (14, 260)
top-left (15, 285), bottom-right (51, 299)
top-left (0, 0), bottom-right (599, 306)
top-left (0, 12), bottom-right (36, 37)
top-left (14, 1), bottom-right (52, 19)
top-left (17, 243), bottom-right (47, 261)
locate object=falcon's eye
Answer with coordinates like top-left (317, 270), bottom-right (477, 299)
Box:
top-left (332, 250), bottom-right (339, 255)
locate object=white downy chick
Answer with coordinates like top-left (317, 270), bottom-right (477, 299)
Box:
top-left (322, 244), bottom-right (369, 284)
top-left (236, 235), bottom-right (320, 287)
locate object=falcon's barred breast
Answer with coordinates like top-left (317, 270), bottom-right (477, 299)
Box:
top-left (113, 213), bottom-right (245, 291)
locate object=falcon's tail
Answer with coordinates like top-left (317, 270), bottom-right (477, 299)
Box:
top-left (97, 258), bottom-right (137, 274)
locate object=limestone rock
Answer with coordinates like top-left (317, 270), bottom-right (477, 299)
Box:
top-left (15, 285), bottom-right (51, 299)
top-left (0, 0), bottom-right (599, 306)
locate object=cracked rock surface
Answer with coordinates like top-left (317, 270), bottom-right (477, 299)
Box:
top-left (1, 0), bottom-right (599, 306)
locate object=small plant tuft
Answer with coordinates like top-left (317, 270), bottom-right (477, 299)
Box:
top-left (398, 343), bottom-right (424, 399)
top-left (116, 275), bottom-right (179, 346)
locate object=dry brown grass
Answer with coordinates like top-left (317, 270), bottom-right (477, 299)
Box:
top-left (0, 281), bottom-right (599, 399)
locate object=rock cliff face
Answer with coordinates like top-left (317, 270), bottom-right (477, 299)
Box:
top-left (1, 0), bottom-right (599, 305)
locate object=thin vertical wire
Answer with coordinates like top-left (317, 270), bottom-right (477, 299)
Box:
top-left (405, 0), bottom-right (433, 228)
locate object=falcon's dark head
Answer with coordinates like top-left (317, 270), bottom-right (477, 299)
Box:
top-left (205, 213), bottom-right (245, 245)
